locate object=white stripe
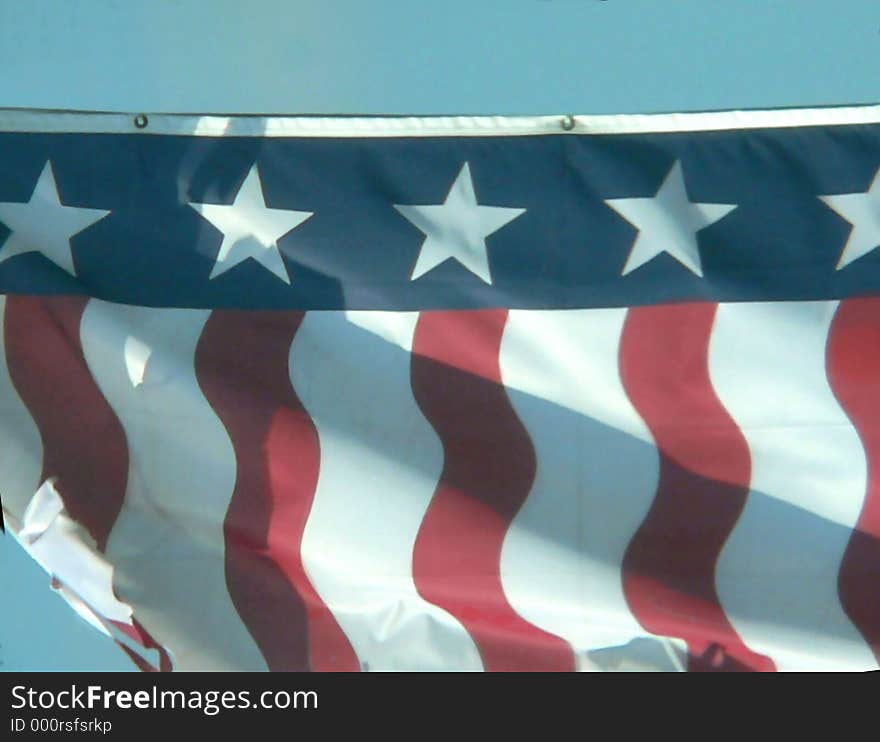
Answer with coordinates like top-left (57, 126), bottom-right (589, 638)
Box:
top-left (1, 103), bottom-right (879, 136)
top-left (0, 295), bottom-right (43, 526)
top-left (293, 311), bottom-right (483, 671)
top-left (709, 300), bottom-right (878, 671)
top-left (80, 301), bottom-right (267, 671)
top-left (499, 309), bottom-right (669, 671)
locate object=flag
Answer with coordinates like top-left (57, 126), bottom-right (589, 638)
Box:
top-left (1, 105), bottom-right (879, 672)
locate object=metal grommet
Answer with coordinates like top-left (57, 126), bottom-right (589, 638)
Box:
top-left (134, 113), bottom-right (149, 129)
top-left (561, 115), bottom-right (576, 132)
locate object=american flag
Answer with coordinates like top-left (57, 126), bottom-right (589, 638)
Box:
top-left (1, 105), bottom-right (879, 672)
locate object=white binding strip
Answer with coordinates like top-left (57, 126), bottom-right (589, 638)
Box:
top-left (293, 311), bottom-right (483, 671)
top-left (80, 300), bottom-right (267, 671)
top-left (499, 309), bottom-right (683, 672)
top-left (0, 104), bottom-right (879, 137)
top-left (709, 300), bottom-right (878, 671)
top-left (0, 296), bottom-right (43, 524)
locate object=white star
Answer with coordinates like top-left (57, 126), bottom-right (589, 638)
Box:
top-left (0, 161), bottom-right (110, 276)
top-left (605, 161), bottom-right (737, 277)
top-left (394, 162), bottom-right (526, 284)
top-left (189, 164), bottom-right (313, 284)
top-left (820, 167), bottom-right (880, 270)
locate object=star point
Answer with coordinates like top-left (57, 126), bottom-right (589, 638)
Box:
top-left (820, 167), bottom-right (880, 270)
top-left (0, 160), bottom-right (110, 276)
top-left (394, 162), bottom-right (526, 284)
top-left (605, 160), bottom-right (736, 277)
top-left (189, 164), bottom-right (313, 284)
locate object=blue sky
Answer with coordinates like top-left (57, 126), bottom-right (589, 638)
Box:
top-left (1, 1), bottom-right (878, 115)
top-left (0, 0), bottom-right (878, 671)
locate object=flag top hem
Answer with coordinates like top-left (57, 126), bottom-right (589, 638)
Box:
top-left (1, 104), bottom-right (879, 137)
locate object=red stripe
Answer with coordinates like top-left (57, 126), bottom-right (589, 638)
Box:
top-left (4, 295), bottom-right (128, 551)
top-left (411, 309), bottom-right (574, 671)
top-left (110, 619), bottom-right (174, 672)
top-left (116, 643), bottom-right (160, 673)
top-left (619, 303), bottom-right (775, 672)
top-left (3, 296), bottom-right (172, 672)
top-left (826, 297), bottom-right (880, 663)
top-left (195, 310), bottom-right (358, 672)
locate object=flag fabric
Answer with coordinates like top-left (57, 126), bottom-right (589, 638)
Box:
top-left (1, 105), bottom-right (880, 672)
